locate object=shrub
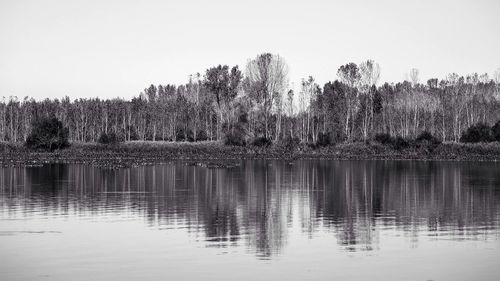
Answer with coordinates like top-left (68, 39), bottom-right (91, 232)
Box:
top-left (251, 137), bottom-right (272, 147)
top-left (393, 136), bottom-right (409, 150)
top-left (415, 131), bottom-right (441, 145)
top-left (224, 131), bottom-right (246, 146)
top-left (329, 129), bottom-right (346, 144)
top-left (460, 123), bottom-right (493, 143)
top-left (195, 130), bottom-right (208, 142)
top-left (98, 132), bottom-right (121, 145)
top-left (374, 133), bottom-right (393, 145)
top-left (26, 117), bottom-right (69, 151)
top-left (277, 136), bottom-right (301, 152)
top-left (124, 125), bottom-right (139, 141)
top-left (373, 133), bottom-right (411, 149)
top-left (492, 120), bottom-right (500, 141)
top-left (175, 128), bottom-right (194, 142)
top-left (316, 132), bottom-right (331, 147)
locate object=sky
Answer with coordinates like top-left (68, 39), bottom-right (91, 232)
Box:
top-left (1, 0), bottom-right (499, 100)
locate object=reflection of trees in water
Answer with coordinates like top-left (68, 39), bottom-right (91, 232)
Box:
top-left (1, 161), bottom-right (499, 256)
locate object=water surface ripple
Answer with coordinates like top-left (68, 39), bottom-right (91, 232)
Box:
top-left (1, 160), bottom-right (499, 280)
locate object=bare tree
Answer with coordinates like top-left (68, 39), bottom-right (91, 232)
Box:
top-left (186, 73), bottom-right (202, 141)
top-left (245, 53), bottom-right (289, 139)
top-left (408, 68), bottom-right (422, 136)
top-left (337, 63), bottom-right (361, 141)
top-left (286, 89), bottom-right (295, 138)
top-left (359, 60), bottom-right (381, 140)
top-left (494, 68), bottom-right (500, 102)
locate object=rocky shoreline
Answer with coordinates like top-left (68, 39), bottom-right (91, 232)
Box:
top-left (1, 141), bottom-right (500, 169)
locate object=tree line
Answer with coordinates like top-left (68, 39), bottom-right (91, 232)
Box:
top-left (1, 53), bottom-right (499, 144)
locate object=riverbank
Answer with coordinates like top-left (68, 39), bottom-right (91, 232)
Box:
top-left (1, 141), bottom-right (500, 168)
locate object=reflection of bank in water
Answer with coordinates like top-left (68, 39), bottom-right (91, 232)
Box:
top-left (1, 160), bottom-right (499, 256)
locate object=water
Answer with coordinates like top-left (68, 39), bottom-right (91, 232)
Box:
top-left (1, 160), bottom-right (500, 281)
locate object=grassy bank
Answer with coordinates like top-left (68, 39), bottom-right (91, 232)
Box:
top-left (1, 140), bottom-right (500, 168)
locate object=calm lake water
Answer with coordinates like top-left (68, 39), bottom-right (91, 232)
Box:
top-left (1, 160), bottom-right (500, 281)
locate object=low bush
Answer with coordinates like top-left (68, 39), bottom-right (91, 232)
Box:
top-left (25, 117), bottom-right (69, 151)
top-left (415, 131), bottom-right (441, 145)
top-left (0, 142), bottom-right (25, 153)
top-left (98, 132), bottom-right (121, 145)
top-left (492, 120), bottom-right (500, 141)
top-left (175, 128), bottom-right (194, 142)
top-left (251, 137), bottom-right (272, 147)
top-left (195, 130), bottom-right (208, 142)
top-left (224, 131), bottom-right (246, 146)
top-left (329, 127), bottom-right (346, 144)
top-left (277, 136), bottom-right (301, 152)
top-left (392, 136), bottom-right (409, 150)
top-left (316, 132), bottom-right (331, 147)
top-left (374, 132), bottom-right (434, 150)
top-left (374, 133), bottom-right (393, 145)
top-left (126, 125), bottom-right (139, 141)
top-left (460, 123), bottom-right (493, 143)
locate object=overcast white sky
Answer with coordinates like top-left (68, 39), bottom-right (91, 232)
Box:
top-left (1, 0), bottom-right (499, 100)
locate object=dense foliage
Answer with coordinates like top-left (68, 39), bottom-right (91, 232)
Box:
top-left (492, 121), bottom-right (500, 141)
top-left (374, 133), bottom-right (394, 145)
top-left (1, 54), bottom-right (499, 146)
top-left (25, 117), bottom-right (69, 151)
top-left (415, 131), bottom-right (442, 145)
top-left (251, 137), bottom-right (272, 147)
top-left (224, 130), bottom-right (246, 147)
top-left (460, 123), bottom-right (493, 143)
top-left (98, 132), bottom-right (121, 145)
